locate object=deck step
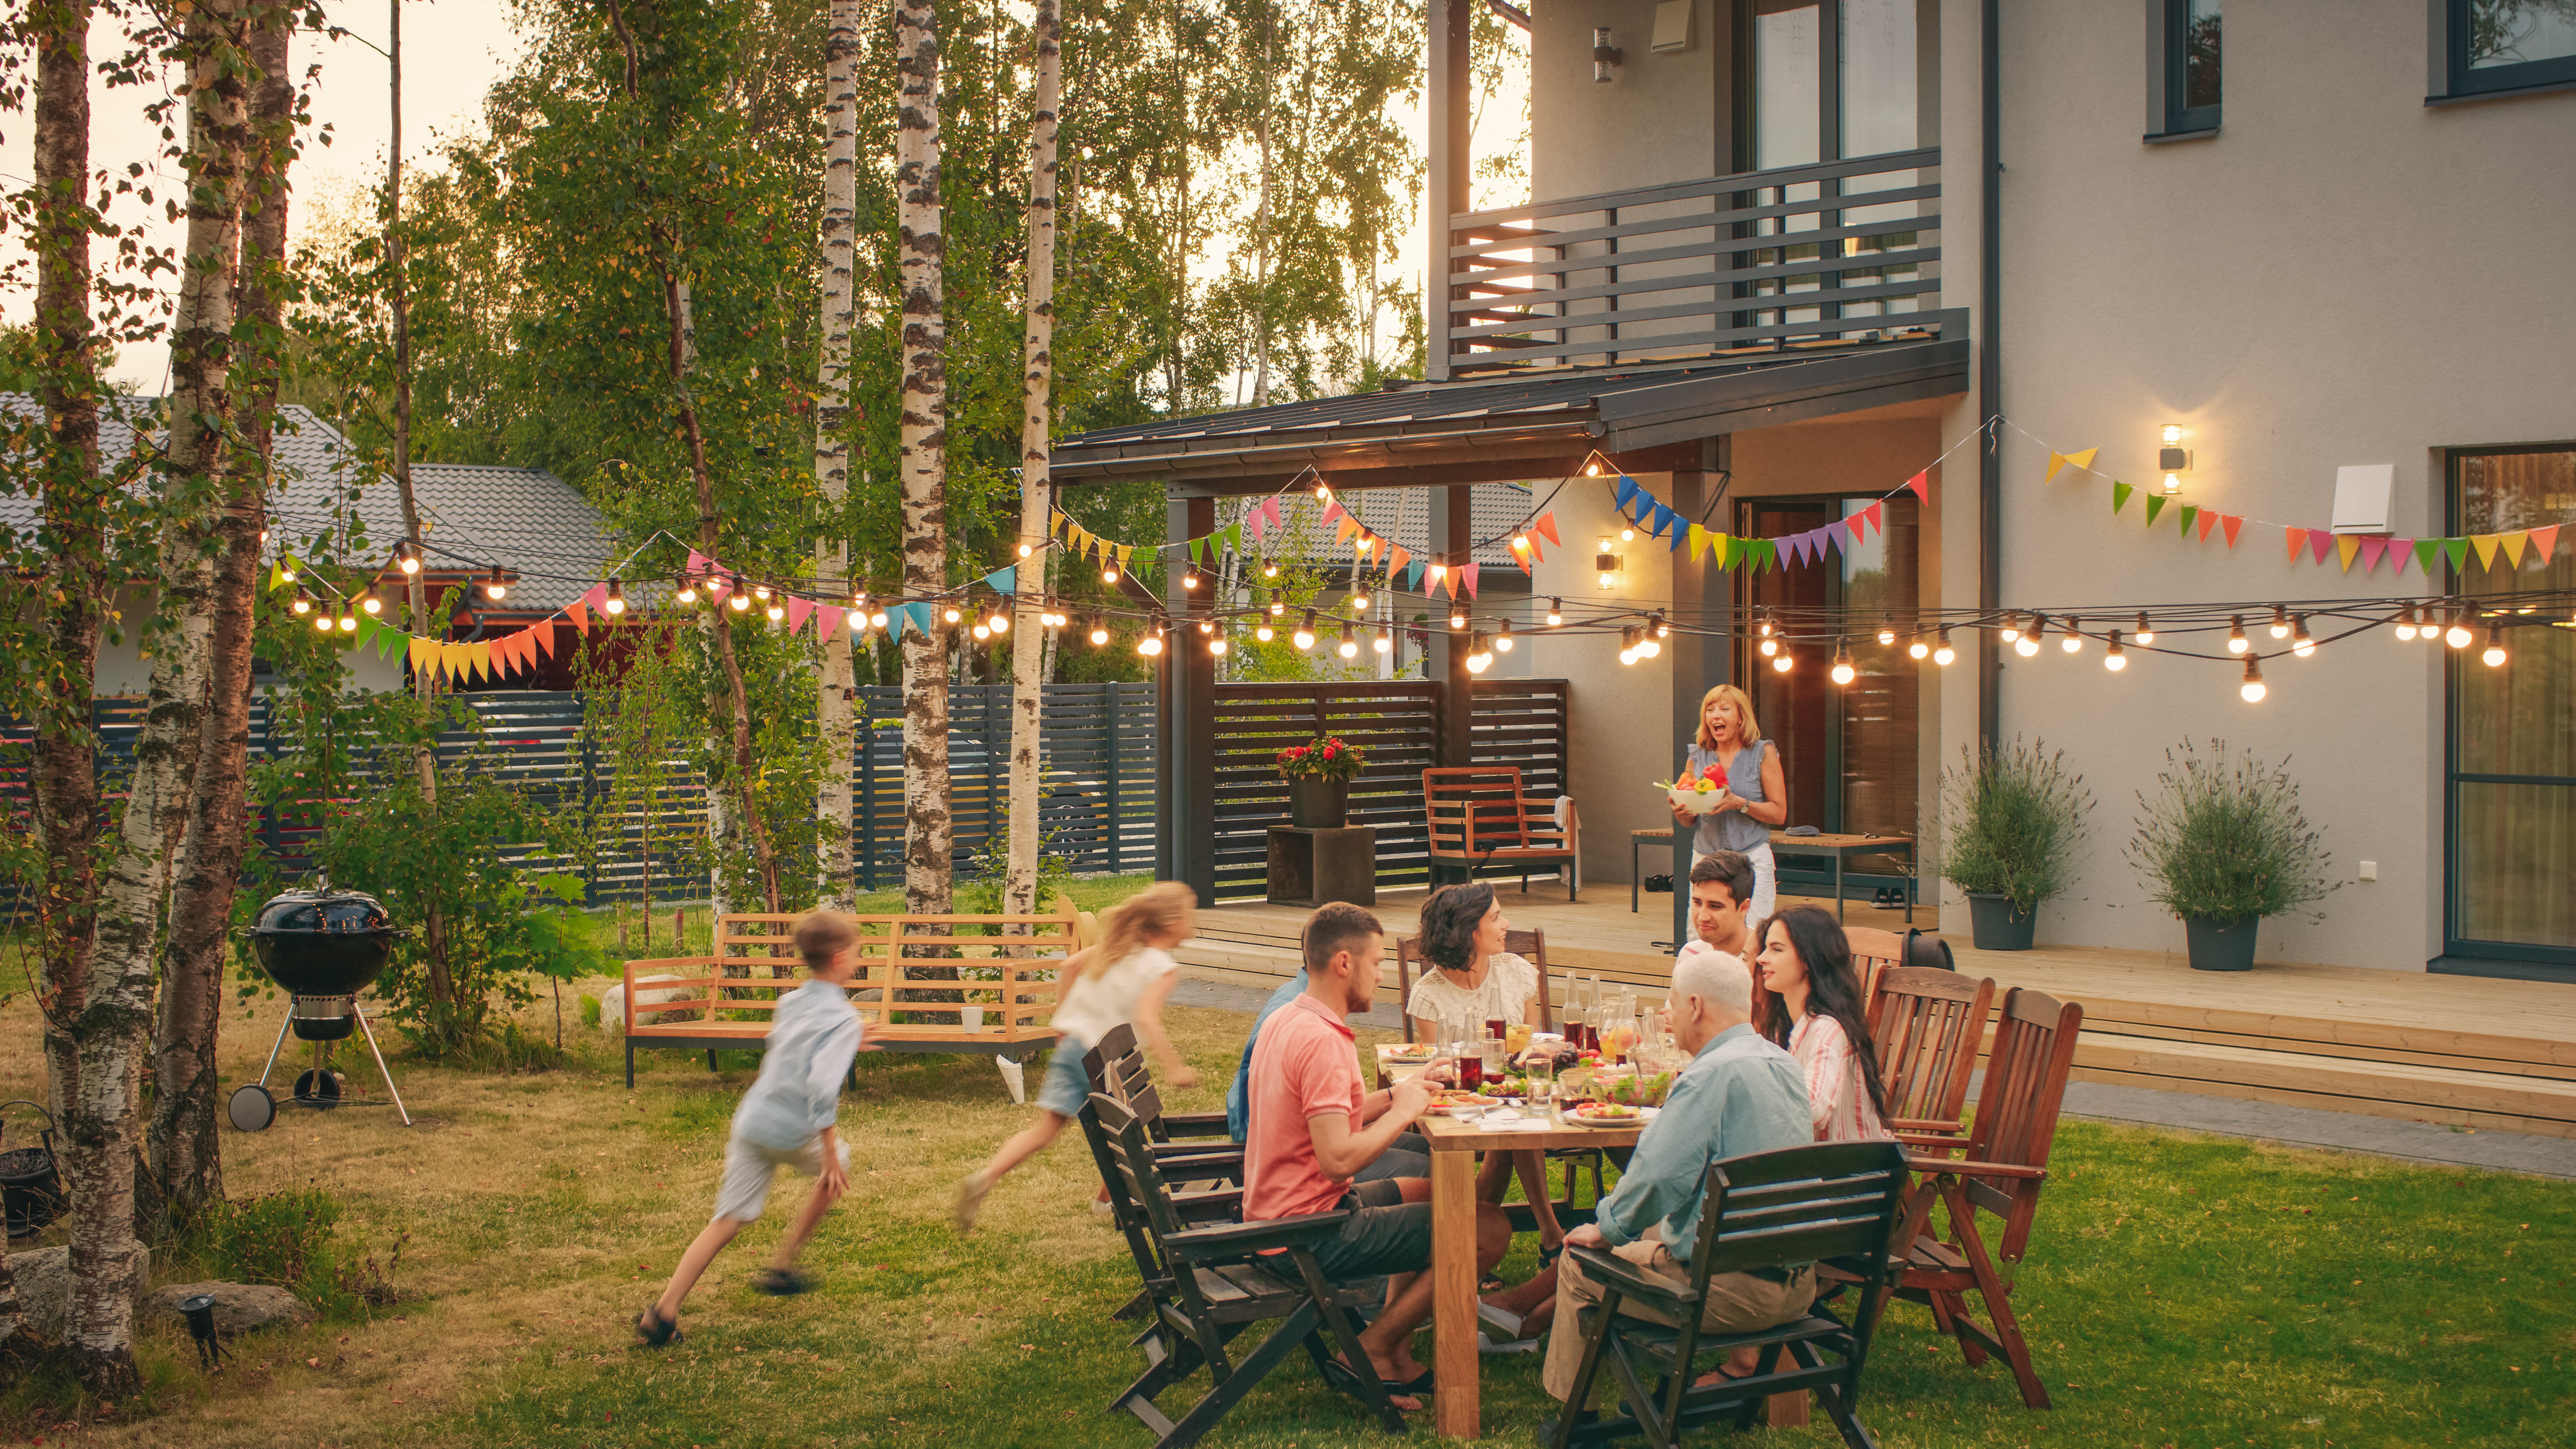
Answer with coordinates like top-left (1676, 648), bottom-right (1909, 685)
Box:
top-left (2070, 1030), bottom-right (2576, 1140)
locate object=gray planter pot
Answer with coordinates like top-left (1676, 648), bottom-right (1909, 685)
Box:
top-left (1287, 777), bottom-right (1350, 829)
top-left (2184, 915), bottom-right (2259, 972)
top-left (1966, 892), bottom-right (2038, 951)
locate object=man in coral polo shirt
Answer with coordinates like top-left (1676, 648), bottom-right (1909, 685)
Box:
top-left (1245, 903), bottom-right (1509, 1408)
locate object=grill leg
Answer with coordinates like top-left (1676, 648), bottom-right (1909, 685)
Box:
top-left (351, 1003), bottom-right (414, 1127)
top-left (255, 1015), bottom-right (293, 1091)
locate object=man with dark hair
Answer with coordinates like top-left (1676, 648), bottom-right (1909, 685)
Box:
top-left (1225, 904), bottom-right (1430, 1186)
top-left (1685, 848), bottom-right (1759, 963)
top-left (1244, 903), bottom-right (1510, 1406)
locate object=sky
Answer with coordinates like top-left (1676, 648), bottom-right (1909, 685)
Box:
top-left (0, 0), bottom-right (528, 390)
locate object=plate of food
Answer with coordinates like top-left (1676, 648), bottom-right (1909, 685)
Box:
top-left (1564, 1101), bottom-right (1650, 1126)
top-left (1382, 1043), bottom-right (1436, 1063)
top-left (1475, 1076), bottom-right (1529, 1099)
top-left (1423, 1090), bottom-right (1492, 1116)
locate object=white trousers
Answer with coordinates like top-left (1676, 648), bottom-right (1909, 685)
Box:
top-left (1693, 840), bottom-right (1778, 927)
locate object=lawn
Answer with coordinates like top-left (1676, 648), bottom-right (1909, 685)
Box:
top-left (1, 954), bottom-right (2569, 1449)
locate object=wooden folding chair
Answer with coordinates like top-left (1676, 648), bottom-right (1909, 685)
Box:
top-left (1076, 1025), bottom-right (1244, 1324)
top-left (1548, 1142), bottom-right (1910, 1449)
top-left (1865, 967), bottom-right (1997, 1147)
top-left (1092, 1094), bottom-right (1405, 1449)
top-left (1843, 926), bottom-right (1908, 1006)
top-left (1885, 987), bottom-right (2083, 1410)
top-left (1424, 766), bottom-right (1578, 899)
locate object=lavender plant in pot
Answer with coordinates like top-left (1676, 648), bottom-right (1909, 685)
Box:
top-left (1937, 738), bottom-right (2091, 950)
top-left (2127, 740), bottom-right (2336, 972)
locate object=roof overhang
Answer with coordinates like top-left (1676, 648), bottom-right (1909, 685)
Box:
top-left (1053, 334), bottom-right (1968, 498)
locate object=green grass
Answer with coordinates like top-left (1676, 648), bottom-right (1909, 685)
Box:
top-left (2, 978), bottom-right (2568, 1448)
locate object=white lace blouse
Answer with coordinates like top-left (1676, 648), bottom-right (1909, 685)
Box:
top-left (1406, 952), bottom-right (1541, 1032)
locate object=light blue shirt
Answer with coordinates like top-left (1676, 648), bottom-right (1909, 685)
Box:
top-left (1228, 972), bottom-right (1309, 1142)
top-left (1594, 1022), bottom-right (1811, 1262)
top-left (730, 979), bottom-right (863, 1151)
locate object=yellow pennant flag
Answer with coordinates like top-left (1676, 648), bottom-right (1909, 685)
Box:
top-left (2470, 533), bottom-right (2503, 570)
top-left (2337, 536), bottom-right (2361, 572)
top-left (2043, 447), bottom-right (2099, 483)
top-left (1114, 543), bottom-right (1133, 568)
top-left (1687, 524), bottom-right (1708, 561)
top-left (2501, 531), bottom-right (2528, 569)
top-left (406, 634), bottom-right (435, 678)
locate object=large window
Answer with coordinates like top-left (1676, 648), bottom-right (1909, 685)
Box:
top-left (2163, 0), bottom-right (2222, 134)
top-left (2442, 0), bottom-right (2576, 98)
top-left (2447, 446), bottom-right (2576, 972)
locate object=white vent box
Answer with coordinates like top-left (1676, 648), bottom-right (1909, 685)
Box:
top-left (1653, 2), bottom-right (1696, 54)
top-left (2329, 464), bottom-right (2395, 535)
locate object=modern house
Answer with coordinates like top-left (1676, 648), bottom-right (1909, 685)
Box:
top-left (1055, 1), bottom-right (2576, 982)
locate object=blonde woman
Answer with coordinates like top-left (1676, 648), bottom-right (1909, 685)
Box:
top-left (955, 881), bottom-right (1200, 1232)
top-left (1674, 684), bottom-right (1788, 924)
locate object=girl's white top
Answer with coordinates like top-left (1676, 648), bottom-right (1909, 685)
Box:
top-left (1789, 1013), bottom-right (1892, 1143)
top-left (1050, 945), bottom-right (1180, 1049)
top-left (1407, 951), bottom-right (1540, 1030)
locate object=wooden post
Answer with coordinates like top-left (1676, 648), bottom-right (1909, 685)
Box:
top-left (1427, 485), bottom-right (1476, 774)
top-left (1666, 455), bottom-right (1732, 945)
top-left (1161, 493), bottom-right (1218, 904)
top-left (1430, 1144), bottom-right (1480, 1437)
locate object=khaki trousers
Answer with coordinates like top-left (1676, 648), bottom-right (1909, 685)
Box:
top-left (1542, 1239), bottom-right (1815, 1406)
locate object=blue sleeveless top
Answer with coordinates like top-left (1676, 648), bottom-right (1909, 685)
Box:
top-left (1684, 740), bottom-right (1774, 854)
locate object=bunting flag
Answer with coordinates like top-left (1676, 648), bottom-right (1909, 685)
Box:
top-left (268, 560), bottom-right (290, 591)
top-left (2502, 532), bottom-right (2529, 569)
top-left (2221, 514), bottom-right (2243, 547)
top-left (2308, 530), bottom-right (2334, 564)
top-left (1687, 524), bottom-right (1710, 561)
top-left (2471, 533), bottom-right (2503, 570)
top-left (2112, 481), bottom-right (2134, 515)
top-left (1535, 513), bottom-right (1560, 547)
top-left (2044, 447), bottom-right (2099, 482)
top-left (817, 604), bottom-right (843, 641)
top-left (786, 596), bottom-right (815, 634)
top-left (2284, 528), bottom-right (2307, 562)
top-left (1459, 563), bottom-right (1481, 598)
top-left (1862, 501), bottom-right (1884, 537)
top-left (2197, 510), bottom-right (2220, 542)
top-left (2415, 539), bottom-right (2443, 576)
top-left (2337, 536), bottom-right (2362, 572)
top-left (567, 597), bottom-right (592, 633)
top-left (2532, 524), bottom-right (2561, 562)
top-left (2443, 538), bottom-right (2470, 574)
top-left (2177, 504), bottom-right (2199, 538)
top-left (533, 621), bottom-right (558, 658)
top-left (2145, 495), bottom-right (2167, 527)
top-left (1903, 470), bottom-right (1929, 503)
top-left (2359, 536), bottom-right (2390, 572)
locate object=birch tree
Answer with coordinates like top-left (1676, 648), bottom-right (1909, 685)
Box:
top-left (1002, 0), bottom-right (1061, 920)
top-left (895, 0), bottom-right (952, 914)
top-left (813, 0), bottom-right (860, 907)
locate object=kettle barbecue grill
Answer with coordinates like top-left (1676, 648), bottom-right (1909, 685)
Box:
top-left (229, 884), bottom-right (414, 1131)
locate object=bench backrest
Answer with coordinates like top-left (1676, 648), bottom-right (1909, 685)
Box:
top-left (623, 912), bottom-right (1082, 1043)
top-left (1424, 766), bottom-right (1551, 856)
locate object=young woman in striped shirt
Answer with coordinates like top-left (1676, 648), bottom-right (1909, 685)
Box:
top-left (1753, 905), bottom-right (1893, 1143)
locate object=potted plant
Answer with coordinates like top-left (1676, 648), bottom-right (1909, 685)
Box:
top-left (1937, 738), bottom-right (2092, 950)
top-left (2127, 740), bottom-right (2335, 972)
top-left (1277, 735), bottom-right (1365, 828)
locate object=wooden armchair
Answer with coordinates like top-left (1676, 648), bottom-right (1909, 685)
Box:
top-left (1078, 1023), bottom-right (1244, 1325)
top-left (1423, 767), bottom-right (1577, 900)
top-left (1844, 926), bottom-right (1909, 1005)
top-left (1865, 966), bottom-right (1997, 1147)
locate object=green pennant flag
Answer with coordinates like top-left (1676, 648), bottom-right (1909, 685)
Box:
top-left (2144, 495), bottom-right (2167, 527)
top-left (2441, 537), bottom-right (2469, 574)
top-left (268, 560), bottom-right (288, 591)
top-left (2177, 504), bottom-right (2198, 537)
top-left (355, 616), bottom-right (379, 652)
top-left (1752, 538), bottom-right (1777, 572)
top-left (1187, 535), bottom-right (1205, 564)
top-left (1720, 535), bottom-right (1742, 570)
top-left (1225, 522), bottom-right (1243, 555)
top-left (2414, 538), bottom-right (2442, 576)
top-left (2111, 481), bottom-right (2133, 514)
top-left (378, 624), bottom-right (405, 660)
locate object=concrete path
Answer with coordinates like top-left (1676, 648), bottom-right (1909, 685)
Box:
top-left (1168, 976), bottom-right (2576, 1180)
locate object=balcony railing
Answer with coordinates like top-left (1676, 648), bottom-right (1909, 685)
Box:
top-left (1438, 147), bottom-right (1946, 376)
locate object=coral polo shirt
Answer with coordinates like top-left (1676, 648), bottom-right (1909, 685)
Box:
top-left (1243, 992), bottom-right (1366, 1221)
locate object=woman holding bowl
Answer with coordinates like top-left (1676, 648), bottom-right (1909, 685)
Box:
top-left (1675, 684), bottom-right (1788, 925)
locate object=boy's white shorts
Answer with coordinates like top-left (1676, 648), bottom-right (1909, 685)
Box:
top-left (712, 1135), bottom-right (849, 1223)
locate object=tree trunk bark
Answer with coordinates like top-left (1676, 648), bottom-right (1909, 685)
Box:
top-left (812, 0), bottom-right (861, 908)
top-left (896, 0), bottom-right (953, 916)
top-left (153, 8), bottom-right (294, 1221)
top-left (1003, 0), bottom-right (1062, 924)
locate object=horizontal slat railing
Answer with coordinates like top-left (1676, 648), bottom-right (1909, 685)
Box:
top-left (1441, 147), bottom-right (1944, 373)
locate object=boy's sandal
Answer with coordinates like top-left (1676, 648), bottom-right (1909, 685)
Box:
top-left (1477, 1272), bottom-right (1507, 1294)
top-left (634, 1305), bottom-right (683, 1347)
top-left (753, 1267), bottom-right (815, 1297)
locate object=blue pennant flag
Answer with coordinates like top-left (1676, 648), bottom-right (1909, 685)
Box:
top-left (983, 565), bottom-right (1017, 594)
top-left (1614, 475), bottom-right (1639, 513)
top-left (1404, 557), bottom-right (1427, 591)
top-left (902, 602), bottom-right (933, 638)
top-left (1668, 516), bottom-right (1689, 552)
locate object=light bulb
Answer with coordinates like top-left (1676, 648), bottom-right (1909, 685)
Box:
top-left (1998, 613), bottom-right (2021, 643)
top-left (2161, 424), bottom-right (2184, 446)
top-left (2394, 604), bottom-right (2419, 641)
top-left (1547, 598), bottom-right (1564, 626)
top-left (1088, 619), bottom-right (1109, 646)
top-left (869, 610), bottom-right (888, 629)
top-left (2269, 605), bottom-right (2290, 639)
top-left (396, 545), bottom-right (419, 576)
top-left (2445, 614), bottom-right (2473, 649)
top-left (972, 622), bottom-right (990, 640)
top-left (2134, 611), bottom-right (2154, 646)
top-left (1261, 561), bottom-right (1278, 579)
top-left (1182, 569), bottom-right (1199, 590)
top-left (1017, 541), bottom-right (1033, 558)
top-left (2015, 633), bottom-right (2041, 658)
top-left (1759, 636), bottom-right (1779, 658)
top-left (1430, 560), bottom-right (1448, 581)
top-left (291, 591), bottom-right (312, 615)
top-left (1598, 572), bottom-right (1617, 590)
top-left (1512, 532), bottom-right (1530, 553)
top-left (1448, 607), bottom-right (1467, 630)
top-left (1350, 591), bottom-right (1370, 611)
top-left (1268, 591), bottom-right (1285, 616)
top-left (1315, 481), bottom-right (1333, 501)
top-left (1771, 650), bottom-right (1793, 674)
top-left (360, 589), bottom-right (382, 616)
top-left (730, 590), bottom-right (751, 612)
top-left (1619, 647), bottom-right (1638, 666)
top-left (1619, 526), bottom-right (1635, 542)
top-left (942, 605), bottom-right (962, 624)
top-left (1373, 627), bottom-right (1392, 655)
top-left (1102, 565), bottom-right (1119, 584)
top-left (312, 610), bottom-right (334, 633)
top-left (2290, 615), bottom-right (2313, 658)
top-left (2227, 615), bottom-right (2248, 654)
top-left (1907, 635), bottom-right (1928, 660)
top-left (1584, 459), bottom-right (1602, 477)
top-left (1651, 613), bottom-right (1670, 639)
top-left (485, 568), bottom-right (509, 601)
top-left (2240, 656), bottom-right (2266, 703)
top-left (677, 578), bottom-right (699, 605)
top-left (1209, 635), bottom-right (1228, 657)
top-left (1197, 618), bottom-right (1214, 635)
top-left (2161, 473), bottom-right (2182, 495)
top-left (2481, 626), bottom-right (2506, 667)
top-left (2061, 618), bottom-right (2084, 654)
top-left (1295, 611), bottom-right (1317, 651)
top-left (1830, 642), bottom-right (1856, 685)
top-left (2105, 629), bottom-right (2126, 671)
top-left (1139, 629), bottom-right (1164, 657)
top-left (766, 600), bottom-right (786, 622)
top-left (1495, 620), bottom-right (1514, 653)
top-left (1933, 631), bottom-right (1955, 667)
top-left (1639, 634), bottom-right (1661, 660)
top-left (1336, 622), bottom-right (1358, 659)
top-left (280, 562), bottom-right (298, 585)
top-left (1757, 612), bottom-right (1775, 638)
top-left (1876, 616), bottom-right (1896, 647)
top-left (1467, 632), bottom-right (1492, 673)
top-left (1255, 622), bottom-right (1274, 642)
top-left (337, 612), bottom-right (357, 633)
top-left (604, 580), bottom-right (626, 616)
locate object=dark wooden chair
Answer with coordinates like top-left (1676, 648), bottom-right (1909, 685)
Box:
top-left (1091, 1093), bottom-right (1405, 1449)
top-left (1547, 1141), bottom-right (1910, 1449)
top-left (1076, 1024), bottom-right (1244, 1324)
top-left (1424, 766), bottom-right (1577, 899)
top-left (1885, 987), bottom-right (2083, 1410)
top-left (1865, 967), bottom-right (1997, 1147)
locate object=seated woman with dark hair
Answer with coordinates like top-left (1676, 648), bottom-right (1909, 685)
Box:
top-left (1752, 905), bottom-right (1894, 1143)
top-left (1408, 882), bottom-right (1570, 1272)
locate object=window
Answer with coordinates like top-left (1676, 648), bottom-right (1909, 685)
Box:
top-left (2445, 445), bottom-right (2576, 972)
top-left (2441, 0), bottom-right (2576, 98)
top-left (2163, 0), bottom-right (2222, 134)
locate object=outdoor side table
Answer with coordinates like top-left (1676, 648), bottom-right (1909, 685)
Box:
top-left (1265, 825), bottom-right (1377, 907)
top-left (1766, 831), bottom-right (1917, 923)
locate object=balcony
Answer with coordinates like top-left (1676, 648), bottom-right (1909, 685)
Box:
top-left (1438, 147), bottom-right (1954, 378)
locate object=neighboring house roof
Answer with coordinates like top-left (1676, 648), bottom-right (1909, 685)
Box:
top-left (0, 396), bottom-right (614, 614)
top-left (1304, 482), bottom-right (1538, 569)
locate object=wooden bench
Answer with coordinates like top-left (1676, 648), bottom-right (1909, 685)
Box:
top-left (621, 912), bottom-right (1085, 1097)
top-left (1423, 766), bottom-right (1578, 900)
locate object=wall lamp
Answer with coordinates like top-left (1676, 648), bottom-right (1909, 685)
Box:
top-left (2159, 424), bottom-right (2192, 495)
top-left (1592, 28), bottom-right (1623, 83)
top-left (1595, 537), bottom-right (1624, 590)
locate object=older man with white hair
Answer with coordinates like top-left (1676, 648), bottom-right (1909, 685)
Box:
top-left (1541, 948), bottom-right (1815, 1413)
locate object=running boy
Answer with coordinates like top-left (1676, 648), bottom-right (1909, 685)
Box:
top-left (954, 880), bottom-right (1200, 1231)
top-left (637, 910), bottom-right (865, 1345)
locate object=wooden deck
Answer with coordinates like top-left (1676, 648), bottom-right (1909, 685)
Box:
top-left (1178, 885), bottom-right (2576, 1142)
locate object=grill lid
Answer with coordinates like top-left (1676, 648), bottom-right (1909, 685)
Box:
top-left (249, 885), bottom-right (395, 937)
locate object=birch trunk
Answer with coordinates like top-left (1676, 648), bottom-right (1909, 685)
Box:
top-left (153, 8), bottom-right (293, 1219)
top-left (1251, 15), bottom-right (1272, 407)
top-left (895, 0), bottom-right (953, 915)
top-left (812, 0), bottom-right (861, 908)
top-left (31, 0), bottom-right (147, 1396)
top-left (1003, 0), bottom-right (1062, 922)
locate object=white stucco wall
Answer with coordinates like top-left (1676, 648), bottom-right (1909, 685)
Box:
top-left (94, 586), bottom-right (409, 699)
top-left (1528, 1), bottom-right (1725, 205)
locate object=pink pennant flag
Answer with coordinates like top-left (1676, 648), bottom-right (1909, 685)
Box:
top-left (816, 604), bottom-right (844, 641)
top-left (2385, 537), bottom-right (2414, 574)
top-left (583, 582), bottom-right (610, 614)
top-left (2284, 528), bottom-right (2307, 562)
top-left (686, 550), bottom-right (711, 575)
top-left (1459, 562), bottom-right (1480, 598)
top-left (1244, 507), bottom-right (1266, 542)
top-left (2309, 530), bottom-right (2335, 564)
top-left (1264, 497), bottom-right (1284, 532)
top-left (787, 596), bottom-right (815, 634)
top-left (1320, 501), bottom-right (1346, 527)
top-left (1902, 471), bottom-right (1929, 503)
top-left (2358, 536), bottom-right (2390, 572)
top-left (2531, 524), bottom-right (2561, 562)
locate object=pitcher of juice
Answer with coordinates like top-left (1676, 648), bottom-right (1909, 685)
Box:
top-left (1505, 1021), bottom-right (1533, 1056)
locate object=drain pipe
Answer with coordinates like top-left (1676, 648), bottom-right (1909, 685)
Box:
top-left (1977, 0), bottom-right (2003, 753)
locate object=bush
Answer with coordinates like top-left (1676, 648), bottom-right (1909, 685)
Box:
top-left (1938, 737), bottom-right (2093, 912)
top-left (580, 993), bottom-right (603, 1027)
top-left (2127, 739), bottom-right (2336, 922)
top-left (175, 1187), bottom-right (408, 1318)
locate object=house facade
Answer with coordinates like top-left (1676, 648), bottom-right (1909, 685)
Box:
top-left (1054, 0), bottom-right (2576, 980)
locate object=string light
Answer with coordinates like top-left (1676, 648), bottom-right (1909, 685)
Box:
top-left (1088, 617), bottom-right (1109, 646)
top-left (766, 596), bottom-right (787, 623)
top-left (604, 579), bottom-right (626, 616)
top-left (1261, 560), bottom-right (1279, 579)
top-left (1547, 598), bottom-right (1564, 626)
top-left (1932, 629), bottom-right (1956, 667)
top-left (1295, 610), bottom-right (1318, 651)
top-left (990, 608), bottom-right (1010, 634)
top-left (1017, 540), bottom-right (1033, 558)
top-left (1255, 618), bottom-right (1274, 642)
top-left (359, 587), bottom-right (382, 616)
top-left (1907, 633), bottom-right (1928, 661)
top-left (2104, 629), bottom-right (2127, 671)
top-left (677, 576), bottom-right (699, 605)
top-left (1102, 562), bottom-right (1120, 585)
top-left (1315, 480), bottom-right (1333, 501)
top-left (395, 543), bottom-right (420, 576)
top-left (1759, 633), bottom-right (1779, 658)
top-left (754, 584), bottom-right (773, 603)
top-left (291, 590), bottom-right (313, 615)
top-left (1998, 612), bottom-right (2021, 643)
top-left (1197, 618), bottom-right (1215, 635)
top-left (972, 620), bottom-right (991, 641)
top-left (942, 604), bottom-right (962, 625)
top-left (1209, 633), bottom-right (1229, 658)
top-left (2445, 610), bottom-right (2473, 649)
top-left (2226, 615), bottom-right (2248, 654)
top-left (485, 567), bottom-right (509, 601)
top-left (1511, 529), bottom-right (1531, 554)
top-left (2060, 617), bottom-right (2084, 654)
top-left (1466, 631), bottom-right (1493, 674)
top-left (2015, 613), bottom-right (2045, 658)
top-left (1770, 646), bottom-right (1794, 674)
top-left (2394, 603), bottom-right (2420, 641)
top-left (1619, 625), bottom-right (1641, 666)
top-left (2239, 655), bottom-right (2266, 703)
top-left (311, 607), bottom-right (334, 633)
top-left (728, 574), bottom-right (751, 611)
top-left (1651, 613), bottom-right (1670, 640)
top-left (1495, 618), bottom-right (1514, 653)
top-left (2269, 604), bottom-right (2290, 639)
top-left (1336, 621), bottom-right (1358, 660)
top-left (1268, 590), bottom-right (1286, 616)
top-left (1349, 587), bottom-right (1371, 612)
top-left (1619, 523), bottom-right (1635, 543)
top-left (1138, 622), bottom-right (1165, 657)
top-left (1182, 566), bottom-right (1199, 591)
top-left (1584, 459), bottom-right (1603, 477)
top-left (2482, 625), bottom-right (2507, 667)
top-left (2134, 611), bottom-right (2155, 646)
top-left (1757, 610), bottom-right (1775, 639)
top-left (2290, 615), bottom-right (2313, 658)
top-left (1428, 557), bottom-right (1447, 583)
top-left (1876, 614), bottom-right (1896, 647)
top-left (1374, 625), bottom-right (1392, 655)
top-left (1830, 639), bottom-right (1856, 686)
top-left (1636, 620), bottom-right (1661, 660)
top-left (869, 607), bottom-right (889, 629)
top-left (336, 608), bottom-right (357, 633)
top-left (1448, 604), bottom-right (1468, 630)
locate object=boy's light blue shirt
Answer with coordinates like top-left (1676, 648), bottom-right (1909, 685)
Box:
top-left (1593, 1021), bottom-right (1811, 1262)
top-left (1227, 971), bottom-right (1310, 1142)
top-left (731, 978), bottom-right (864, 1151)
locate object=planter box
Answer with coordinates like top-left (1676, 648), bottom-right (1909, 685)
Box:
top-left (1967, 893), bottom-right (2038, 951)
top-left (1287, 777), bottom-right (1350, 829)
top-left (2184, 915), bottom-right (2259, 972)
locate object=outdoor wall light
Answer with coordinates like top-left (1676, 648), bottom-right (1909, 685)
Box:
top-left (1592, 27), bottom-right (1623, 82)
top-left (2240, 656), bottom-right (2266, 702)
top-left (2159, 424), bottom-right (2191, 495)
top-left (1595, 539), bottom-right (1623, 589)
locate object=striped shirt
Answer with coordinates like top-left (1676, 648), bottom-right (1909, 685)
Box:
top-left (1790, 1014), bottom-right (1892, 1144)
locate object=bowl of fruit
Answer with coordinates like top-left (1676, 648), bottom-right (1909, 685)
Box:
top-left (1657, 768), bottom-right (1727, 817)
